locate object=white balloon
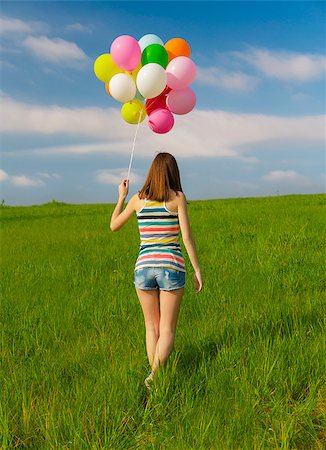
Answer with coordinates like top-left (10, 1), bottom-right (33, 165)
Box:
top-left (109, 73), bottom-right (136, 103)
top-left (136, 63), bottom-right (167, 99)
top-left (138, 34), bottom-right (164, 52)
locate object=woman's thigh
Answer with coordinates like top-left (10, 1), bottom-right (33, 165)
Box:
top-left (159, 288), bottom-right (184, 334)
top-left (136, 288), bottom-right (160, 333)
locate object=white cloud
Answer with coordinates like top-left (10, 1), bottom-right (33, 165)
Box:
top-left (233, 47), bottom-right (326, 82)
top-left (0, 96), bottom-right (126, 138)
top-left (197, 66), bottom-right (260, 91)
top-left (0, 15), bottom-right (48, 35)
top-left (0, 170), bottom-right (10, 182)
top-left (1, 96), bottom-right (325, 162)
top-left (96, 169), bottom-right (143, 185)
top-left (0, 169), bottom-right (58, 187)
top-left (23, 36), bottom-right (89, 64)
top-left (0, 16), bottom-right (33, 34)
top-left (11, 175), bottom-right (45, 187)
top-left (66, 23), bottom-right (92, 33)
top-left (262, 170), bottom-right (311, 185)
top-left (36, 172), bottom-right (62, 179)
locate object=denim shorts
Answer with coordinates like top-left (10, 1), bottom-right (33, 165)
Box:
top-left (134, 267), bottom-right (186, 291)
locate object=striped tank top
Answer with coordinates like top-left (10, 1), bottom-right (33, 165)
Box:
top-left (135, 199), bottom-right (186, 272)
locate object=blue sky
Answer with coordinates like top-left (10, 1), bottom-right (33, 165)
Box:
top-left (0, 1), bottom-right (325, 205)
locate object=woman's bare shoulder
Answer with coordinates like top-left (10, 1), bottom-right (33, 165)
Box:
top-left (132, 193), bottom-right (145, 212)
top-left (175, 191), bottom-right (186, 203)
top-left (166, 190), bottom-right (186, 213)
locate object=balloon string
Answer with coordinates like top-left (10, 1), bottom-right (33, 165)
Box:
top-left (145, 93), bottom-right (166, 110)
top-left (145, 86), bottom-right (169, 111)
top-left (127, 110), bottom-right (142, 181)
top-left (145, 97), bottom-right (156, 109)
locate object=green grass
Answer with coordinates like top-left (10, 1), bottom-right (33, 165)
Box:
top-left (1, 194), bottom-right (325, 449)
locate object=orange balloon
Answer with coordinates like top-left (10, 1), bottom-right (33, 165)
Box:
top-left (165, 38), bottom-right (191, 62)
top-left (105, 82), bottom-right (111, 96)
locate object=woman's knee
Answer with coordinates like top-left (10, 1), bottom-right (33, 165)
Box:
top-left (146, 327), bottom-right (160, 339)
top-left (159, 327), bottom-right (175, 341)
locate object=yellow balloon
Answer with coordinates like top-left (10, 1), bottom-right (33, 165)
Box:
top-left (121, 100), bottom-right (146, 124)
top-left (94, 54), bottom-right (122, 83)
top-left (125, 63), bottom-right (142, 82)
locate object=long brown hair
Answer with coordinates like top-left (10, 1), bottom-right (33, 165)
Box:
top-left (138, 152), bottom-right (183, 201)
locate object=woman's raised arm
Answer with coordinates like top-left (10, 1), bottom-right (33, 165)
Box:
top-left (110, 180), bottom-right (137, 232)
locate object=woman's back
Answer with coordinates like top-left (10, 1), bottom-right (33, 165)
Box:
top-left (134, 189), bottom-right (179, 213)
top-left (135, 195), bottom-right (186, 272)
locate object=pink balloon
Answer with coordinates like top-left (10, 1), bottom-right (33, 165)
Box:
top-left (148, 108), bottom-right (174, 134)
top-left (110, 35), bottom-right (141, 72)
top-left (166, 87), bottom-right (196, 115)
top-left (166, 56), bottom-right (196, 90)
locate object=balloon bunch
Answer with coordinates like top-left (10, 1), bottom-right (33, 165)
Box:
top-left (94, 34), bottom-right (196, 134)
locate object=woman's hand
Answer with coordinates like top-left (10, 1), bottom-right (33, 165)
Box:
top-left (194, 270), bottom-right (203, 293)
top-left (118, 179), bottom-right (129, 200)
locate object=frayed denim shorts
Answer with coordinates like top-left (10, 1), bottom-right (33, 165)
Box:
top-left (134, 267), bottom-right (186, 291)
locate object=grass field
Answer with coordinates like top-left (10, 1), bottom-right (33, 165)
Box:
top-left (1, 194), bottom-right (325, 449)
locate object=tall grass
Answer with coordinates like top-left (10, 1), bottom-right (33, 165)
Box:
top-left (1, 194), bottom-right (325, 449)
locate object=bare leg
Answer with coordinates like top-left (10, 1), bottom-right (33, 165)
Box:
top-left (152, 288), bottom-right (184, 373)
top-left (136, 288), bottom-right (160, 366)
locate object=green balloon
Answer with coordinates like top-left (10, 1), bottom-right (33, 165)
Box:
top-left (141, 44), bottom-right (168, 68)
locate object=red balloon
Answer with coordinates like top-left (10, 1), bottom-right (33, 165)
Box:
top-left (162, 85), bottom-right (172, 95)
top-left (145, 92), bottom-right (168, 115)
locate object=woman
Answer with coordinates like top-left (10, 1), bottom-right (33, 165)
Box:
top-left (110, 152), bottom-right (202, 391)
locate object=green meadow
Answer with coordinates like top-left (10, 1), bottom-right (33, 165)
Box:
top-left (1, 194), bottom-right (325, 449)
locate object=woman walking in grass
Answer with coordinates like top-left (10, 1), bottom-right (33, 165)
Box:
top-left (110, 152), bottom-right (202, 390)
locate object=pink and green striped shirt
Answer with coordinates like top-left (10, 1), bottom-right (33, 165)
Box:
top-left (135, 199), bottom-right (186, 272)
